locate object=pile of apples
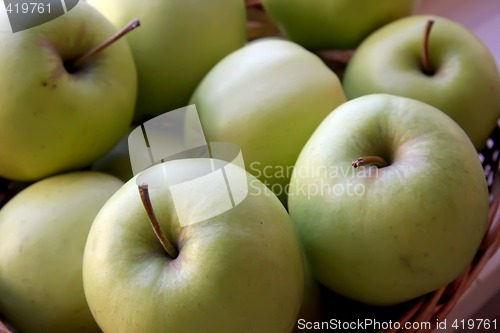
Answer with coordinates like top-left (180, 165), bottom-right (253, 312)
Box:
top-left (0, 0), bottom-right (499, 332)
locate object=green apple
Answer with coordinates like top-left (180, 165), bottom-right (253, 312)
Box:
top-left (261, 0), bottom-right (417, 50)
top-left (288, 94), bottom-right (489, 305)
top-left (83, 159), bottom-right (305, 333)
top-left (0, 171), bottom-right (124, 333)
top-left (343, 15), bottom-right (500, 150)
top-left (87, 0), bottom-right (246, 120)
top-left (0, 2), bottom-right (137, 181)
top-left (190, 38), bottom-right (346, 205)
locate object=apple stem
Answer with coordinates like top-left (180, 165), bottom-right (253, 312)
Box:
top-left (422, 19), bottom-right (435, 76)
top-left (352, 156), bottom-right (388, 169)
top-left (138, 184), bottom-right (179, 259)
top-left (70, 18), bottom-right (141, 70)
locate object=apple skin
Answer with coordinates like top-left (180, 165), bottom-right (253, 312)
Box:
top-left (261, 0), bottom-right (417, 50)
top-left (87, 0), bottom-right (246, 120)
top-left (288, 94), bottom-right (489, 305)
top-left (0, 2), bottom-right (137, 181)
top-left (0, 171), bottom-right (124, 333)
top-left (83, 159), bottom-right (305, 333)
top-left (190, 38), bottom-right (346, 205)
top-left (343, 15), bottom-right (500, 150)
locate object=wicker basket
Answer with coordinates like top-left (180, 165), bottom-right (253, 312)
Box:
top-left (1, 1), bottom-right (499, 332)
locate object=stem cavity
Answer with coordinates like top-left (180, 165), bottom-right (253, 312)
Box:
top-left (138, 184), bottom-right (179, 259)
top-left (352, 156), bottom-right (389, 169)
